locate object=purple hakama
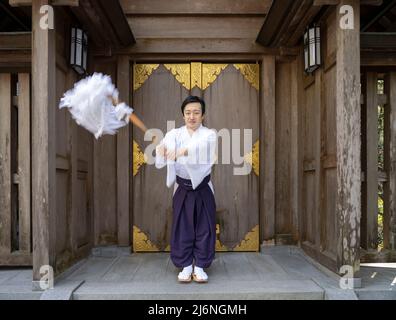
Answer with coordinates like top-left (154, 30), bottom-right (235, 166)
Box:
top-left (170, 175), bottom-right (216, 268)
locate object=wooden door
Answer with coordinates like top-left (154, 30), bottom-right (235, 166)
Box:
top-left (132, 62), bottom-right (260, 252)
top-left (0, 73), bottom-right (32, 266)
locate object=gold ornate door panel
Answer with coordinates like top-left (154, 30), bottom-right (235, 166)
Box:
top-left (132, 63), bottom-right (260, 252)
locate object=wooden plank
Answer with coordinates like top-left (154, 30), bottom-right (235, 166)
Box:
top-left (120, 0), bottom-right (272, 15)
top-left (127, 16), bottom-right (265, 39)
top-left (31, 0), bottom-right (57, 282)
top-left (0, 253), bottom-right (32, 266)
top-left (335, 0), bottom-right (361, 277)
top-left (314, 68), bottom-right (322, 253)
top-left (17, 73), bottom-right (31, 253)
top-left (275, 62), bottom-right (292, 239)
top-left (260, 56), bottom-right (276, 242)
top-left (0, 32), bottom-right (31, 50)
top-left (0, 74), bottom-right (12, 254)
top-left (117, 55), bottom-right (131, 246)
top-left (112, 39), bottom-right (278, 55)
top-left (290, 59), bottom-right (299, 241)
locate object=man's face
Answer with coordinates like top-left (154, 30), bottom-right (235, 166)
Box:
top-left (183, 102), bottom-right (204, 131)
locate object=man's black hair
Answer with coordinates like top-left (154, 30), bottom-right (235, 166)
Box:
top-left (181, 95), bottom-right (205, 115)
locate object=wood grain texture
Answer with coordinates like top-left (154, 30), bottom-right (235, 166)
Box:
top-left (120, 0), bottom-right (272, 15)
top-left (335, 0), bottom-right (361, 275)
top-left (0, 74), bottom-right (11, 254)
top-left (31, 0), bottom-right (57, 280)
top-left (117, 56), bottom-right (131, 246)
top-left (261, 56), bottom-right (275, 242)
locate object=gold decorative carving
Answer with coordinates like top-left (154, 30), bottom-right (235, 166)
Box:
top-left (202, 64), bottom-right (228, 90)
top-left (163, 64), bottom-right (191, 90)
top-left (133, 140), bottom-right (146, 176)
top-left (233, 225), bottom-right (259, 251)
top-left (133, 64), bottom-right (160, 91)
top-left (216, 224), bottom-right (228, 251)
top-left (233, 64), bottom-right (259, 90)
top-left (244, 140), bottom-right (260, 176)
top-left (133, 225), bottom-right (159, 252)
top-left (190, 62), bottom-right (202, 89)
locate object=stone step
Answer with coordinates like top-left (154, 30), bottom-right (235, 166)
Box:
top-left (72, 279), bottom-right (325, 300)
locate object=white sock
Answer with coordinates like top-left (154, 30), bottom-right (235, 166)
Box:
top-left (194, 266), bottom-right (204, 272)
top-left (182, 265), bottom-right (193, 273)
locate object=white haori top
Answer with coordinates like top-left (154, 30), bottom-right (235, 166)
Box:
top-left (155, 124), bottom-right (217, 194)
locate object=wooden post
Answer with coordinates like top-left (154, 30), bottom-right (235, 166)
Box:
top-left (260, 55), bottom-right (276, 244)
top-left (290, 59), bottom-right (299, 241)
top-left (335, 0), bottom-right (361, 284)
top-left (117, 56), bottom-right (131, 246)
top-left (387, 72), bottom-right (396, 251)
top-left (0, 74), bottom-right (12, 255)
top-left (31, 0), bottom-right (56, 287)
top-left (18, 73), bottom-right (31, 253)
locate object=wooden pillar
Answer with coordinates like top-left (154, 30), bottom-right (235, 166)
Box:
top-left (18, 73), bottom-right (31, 254)
top-left (117, 56), bottom-right (131, 246)
top-left (290, 59), bottom-right (299, 241)
top-left (260, 55), bottom-right (276, 244)
top-left (31, 0), bottom-right (56, 287)
top-left (362, 72), bottom-right (379, 250)
top-left (0, 74), bottom-right (12, 255)
top-left (387, 72), bottom-right (396, 251)
top-left (335, 0), bottom-right (361, 282)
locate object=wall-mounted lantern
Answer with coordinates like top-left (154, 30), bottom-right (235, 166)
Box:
top-left (70, 27), bottom-right (88, 75)
top-left (304, 24), bottom-right (321, 74)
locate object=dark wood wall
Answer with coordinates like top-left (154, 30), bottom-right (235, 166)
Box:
top-left (53, 8), bottom-right (94, 274)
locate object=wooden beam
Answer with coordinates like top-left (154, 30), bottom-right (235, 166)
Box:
top-left (361, 51), bottom-right (396, 66)
top-left (98, 0), bottom-right (135, 46)
top-left (0, 32), bottom-right (31, 50)
top-left (109, 39), bottom-right (278, 55)
top-left (31, 0), bottom-right (56, 286)
top-left (120, 0), bottom-right (272, 15)
top-left (361, 0), bottom-right (396, 31)
top-left (314, 0), bottom-right (382, 4)
top-left (127, 16), bottom-right (265, 40)
top-left (70, 0), bottom-right (135, 48)
top-left (361, 32), bottom-right (396, 49)
top-left (260, 56), bottom-right (276, 242)
top-left (116, 55), bottom-right (131, 246)
top-left (335, 0), bottom-right (361, 282)
top-left (9, 0), bottom-right (78, 6)
top-left (256, 0), bottom-right (301, 47)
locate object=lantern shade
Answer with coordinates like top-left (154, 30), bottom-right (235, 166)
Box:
top-left (304, 24), bottom-right (321, 73)
top-left (70, 27), bottom-right (88, 75)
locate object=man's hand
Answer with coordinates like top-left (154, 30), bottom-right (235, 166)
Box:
top-left (165, 149), bottom-right (177, 161)
top-left (176, 147), bottom-right (188, 158)
top-left (157, 144), bottom-right (167, 157)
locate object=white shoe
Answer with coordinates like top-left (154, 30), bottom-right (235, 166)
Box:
top-left (193, 266), bottom-right (208, 283)
top-left (178, 265), bottom-right (192, 283)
